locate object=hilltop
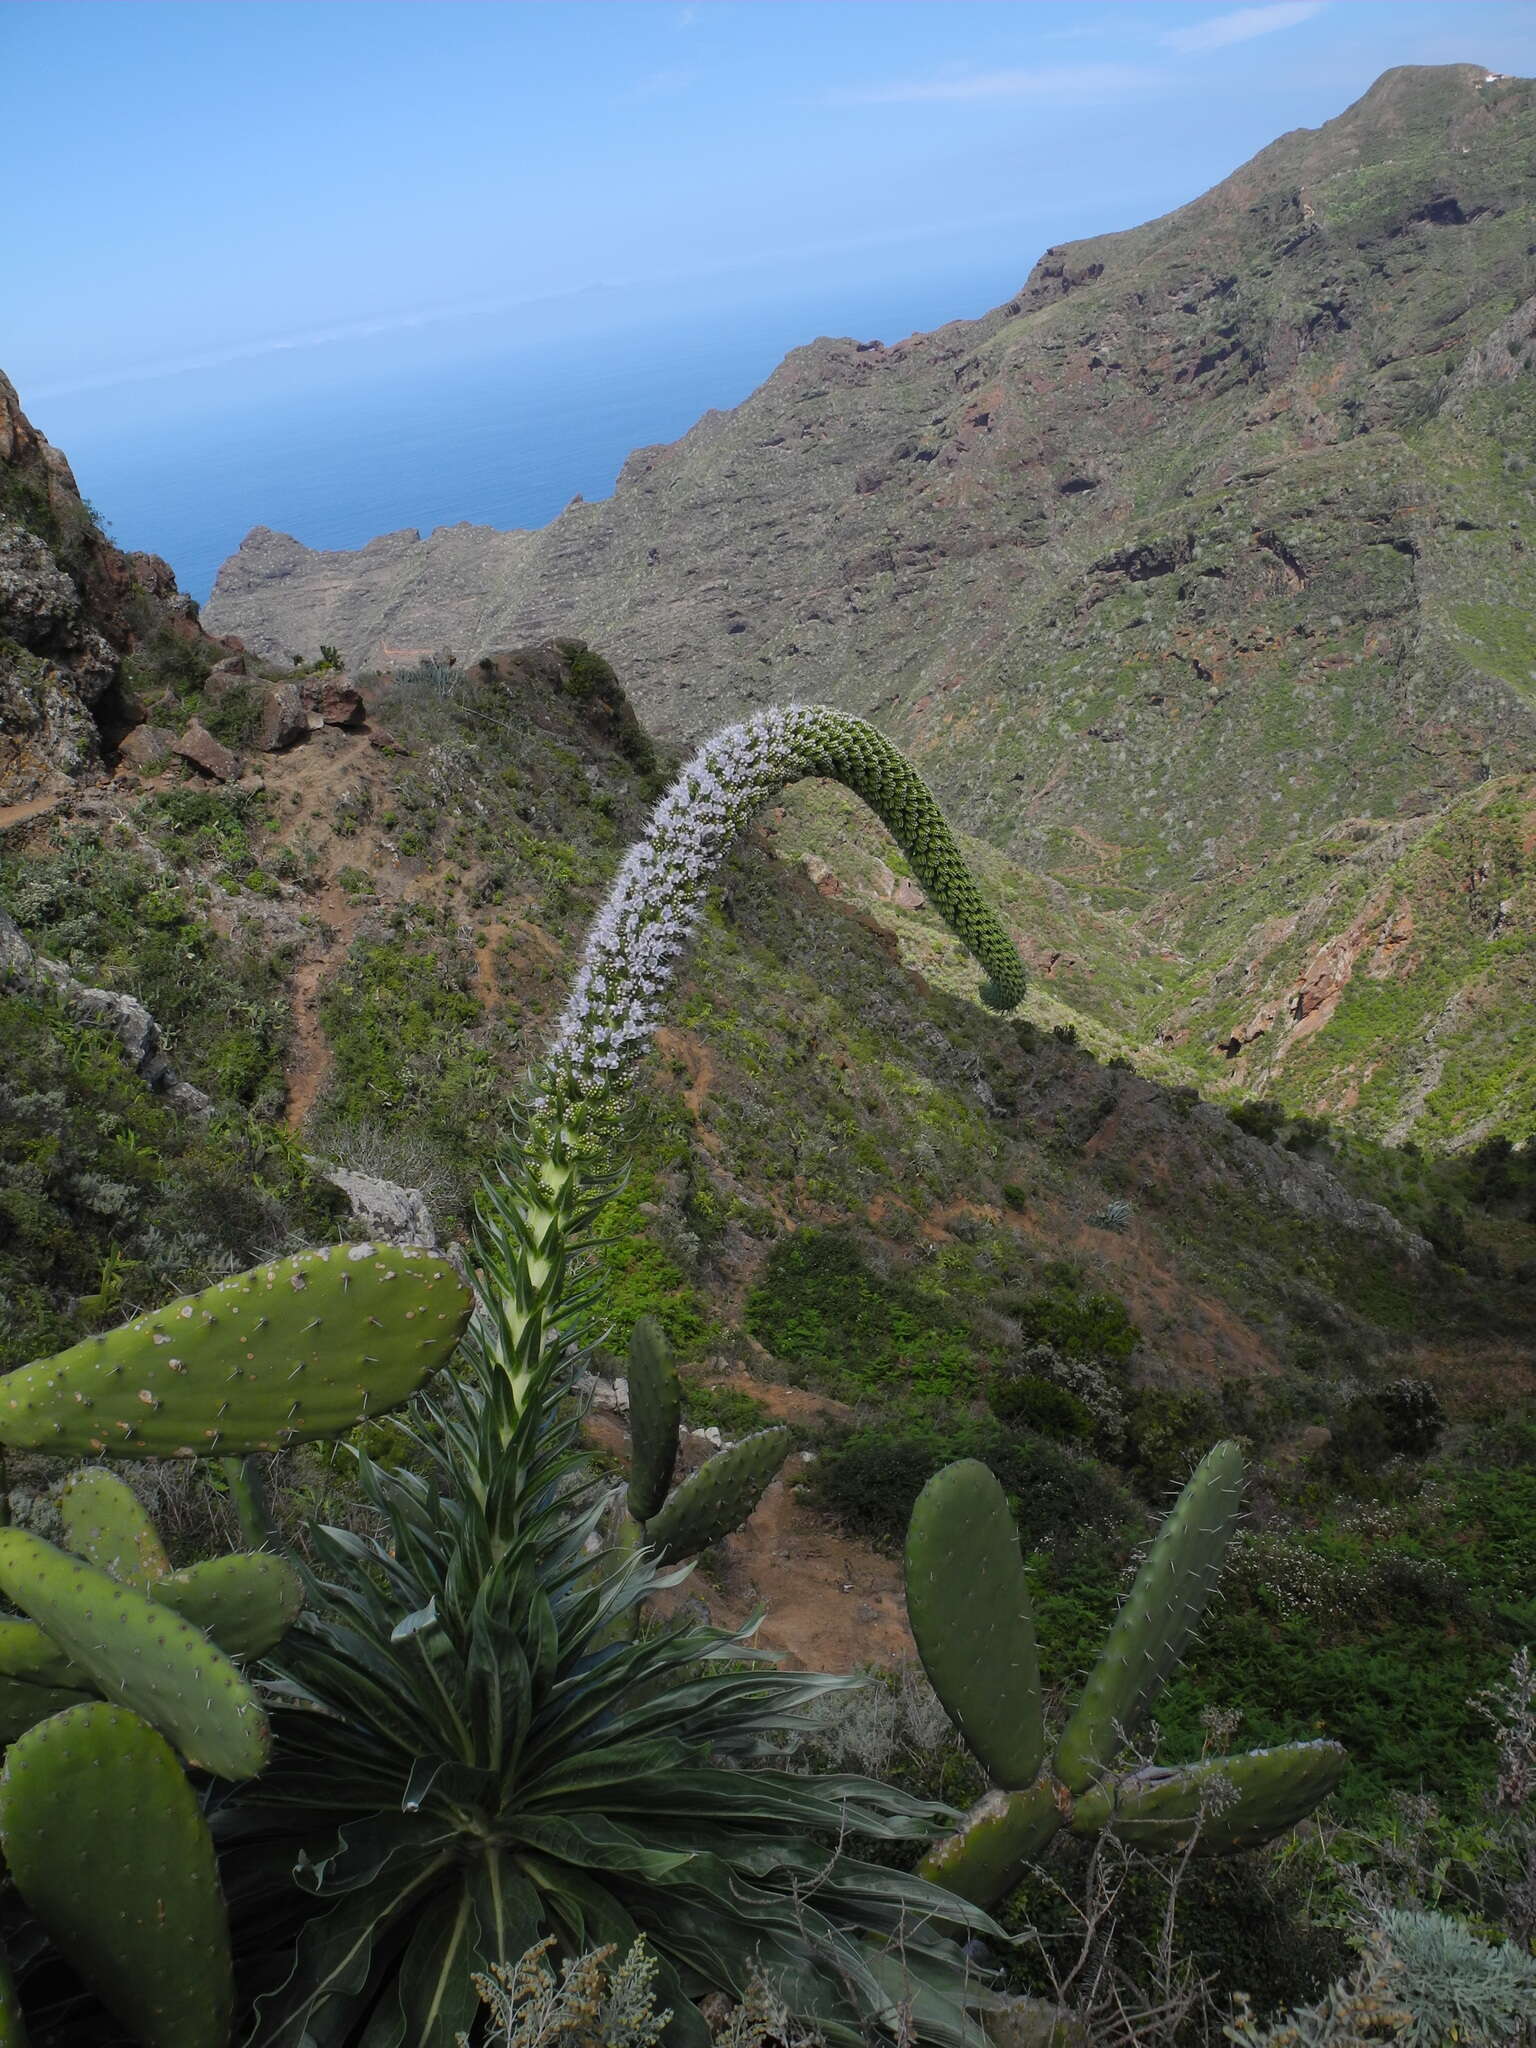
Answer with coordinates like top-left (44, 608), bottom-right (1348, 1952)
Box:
top-left (207, 64), bottom-right (1536, 1146)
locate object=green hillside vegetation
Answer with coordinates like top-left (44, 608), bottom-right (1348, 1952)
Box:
top-left (4, 649), bottom-right (1531, 2025)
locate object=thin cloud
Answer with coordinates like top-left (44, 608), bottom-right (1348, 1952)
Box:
top-left (824, 63), bottom-right (1159, 107)
top-left (1161, 3), bottom-right (1325, 55)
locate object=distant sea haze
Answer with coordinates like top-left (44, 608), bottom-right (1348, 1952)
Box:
top-left (30, 261), bottom-right (1022, 608)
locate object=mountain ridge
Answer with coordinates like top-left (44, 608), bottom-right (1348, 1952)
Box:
top-left (205, 64), bottom-right (1536, 1145)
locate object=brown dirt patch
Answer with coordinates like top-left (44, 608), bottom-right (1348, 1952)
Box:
top-left (657, 1455), bottom-right (913, 1672)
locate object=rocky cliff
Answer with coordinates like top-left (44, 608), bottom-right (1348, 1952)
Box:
top-left (0, 372), bottom-right (231, 809)
top-left (206, 65), bottom-right (1536, 1143)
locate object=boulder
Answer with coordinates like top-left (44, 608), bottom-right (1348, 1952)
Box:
top-left (319, 1166), bottom-right (437, 1249)
top-left (258, 681), bottom-right (308, 752)
top-left (117, 724), bottom-right (177, 771)
top-left (173, 719), bottom-right (237, 780)
top-left (893, 875), bottom-right (927, 910)
top-left (318, 680), bottom-right (364, 726)
top-left (202, 654), bottom-right (251, 698)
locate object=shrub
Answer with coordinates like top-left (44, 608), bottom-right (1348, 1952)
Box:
top-left (989, 1373), bottom-right (1094, 1440)
top-left (1009, 1280), bottom-right (1139, 1364)
top-left (806, 1417), bottom-right (1132, 1555)
top-left (744, 1228), bottom-right (976, 1399)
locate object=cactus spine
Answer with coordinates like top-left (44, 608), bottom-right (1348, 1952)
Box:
top-left (0, 1703), bottom-right (232, 2048)
top-left (907, 1445), bottom-right (1346, 1906)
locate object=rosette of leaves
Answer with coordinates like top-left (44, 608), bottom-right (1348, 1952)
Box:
top-left (219, 1126), bottom-right (999, 2048)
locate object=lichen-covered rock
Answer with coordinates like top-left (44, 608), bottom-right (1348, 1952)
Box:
top-left (117, 723), bottom-right (177, 771)
top-left (0, 906), bottom-right (213, 1116)
top-left (320, 1165), bottom-right (437, 1248)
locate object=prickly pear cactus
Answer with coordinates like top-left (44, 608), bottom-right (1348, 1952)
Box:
top-left (906, 1459), bottom-right (1043, 1790)
top-left (0, 1702), bottom-right (232, 2048)
top-left (0, 1530), bottom-right (268, 1779)
top-left (1071, 1740), bottom-right (1347, 1853)
top-left (155, 1551), bottom-right (303, 1660)
top-left (0, 1673), bottom-right (94, 1746)
top-left (908, 1442), bottom-right (1346, 1908)
top-left (59, 1468), bottom-right (171, 1586)
top-left (1054, 1439), bottom-right (1243, 1793)
top-left (640, 1428), bottom-right (791, 1567)
top-left (0, 1618), bottom-right (80, 1690)
top-left (615, 1318), bottom-right (791, 1569)
top-left (625, 1316), bottom-right (680, 1523)
top-left (0, 1243), bottom-right (471, 1459)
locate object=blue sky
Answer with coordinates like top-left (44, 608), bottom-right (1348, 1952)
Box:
top-left (7, 1), bottom-right (1536, 409)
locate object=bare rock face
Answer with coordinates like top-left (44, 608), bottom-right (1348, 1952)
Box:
top-left (0, 370), bottom-right (222, 804)
top-left (258, 681), bottom-right (308, 752)
top-left (173, 719), bottom-right (237, 780)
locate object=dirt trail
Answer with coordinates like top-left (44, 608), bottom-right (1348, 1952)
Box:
top-left (0, 793), bottom-right (65, 834)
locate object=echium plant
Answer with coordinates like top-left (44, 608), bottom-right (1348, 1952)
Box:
top-left (539, 704), bottom-right (1026, 1116)
top-left (213, 708), bottom-right (1030, 2048)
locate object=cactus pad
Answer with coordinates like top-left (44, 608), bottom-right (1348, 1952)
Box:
top-left (0, 1531), bottom-right (268, 1779)
top-left (60, 1468), bottom-right (171, 1585)
top-left (906, 1460), bottom-right (1043, 1789)
top-left (0, 1673), bottom-right (96, 1744)
top-left (642, 1427), bottom-right (791, 1565)
top-left (0, 1618), bottom-right (82, 1691)
top-left (0, 1243), bottom-right (471, 1459)
top-left (624, 1315), bottom-right (680, 1523)
top-left (155, 1552), bottom-right (304, 1660)
top-left (915, 1780), bottom-right (1061, 1906)
top-left (1054, 1440), bottom-right (1244, 1793)
top-left (0, 1702), bottom-right (232, 2048)
top-left (1070, 1741), bottom-right (1348, 1854)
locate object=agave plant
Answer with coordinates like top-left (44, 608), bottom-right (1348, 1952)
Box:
top-left (221, 1137), bottom-right (996, 2046)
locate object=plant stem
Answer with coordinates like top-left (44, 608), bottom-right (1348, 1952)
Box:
top-left (222, 1455), bottom-right (281, 1550)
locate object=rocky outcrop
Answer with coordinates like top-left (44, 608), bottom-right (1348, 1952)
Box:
top-left (0, 371), bottom-right (224, 805)
top-left (317, 1166), bottom-right (437, 1249)
top-left (173, 719), bottom-right (237, 780)
top-left (0, 905), bottom-right (213, 1116)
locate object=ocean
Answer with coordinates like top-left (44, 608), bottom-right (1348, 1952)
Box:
top-left (27, 257), bottom-right (1025, 606)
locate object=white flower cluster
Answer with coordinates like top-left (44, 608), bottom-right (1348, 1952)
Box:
top-left (543, 705), bottom-right (824, 1106)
